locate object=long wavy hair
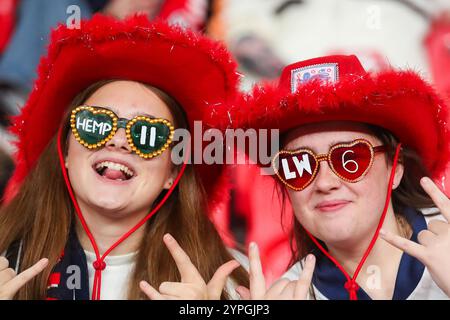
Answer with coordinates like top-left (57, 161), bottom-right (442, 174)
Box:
top-left (0, 80), bottom-right (248, 299)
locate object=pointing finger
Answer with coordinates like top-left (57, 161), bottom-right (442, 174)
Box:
top-left (294, 254), bottom-right (315, 300)
top-left (248, 242), bottom-right (266, 300)
top-left (379, 229), bottom-right (426, 262)
top-left (163, 234), bottom-right (203, 284)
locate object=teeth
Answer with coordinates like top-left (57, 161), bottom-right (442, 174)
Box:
top-left (95, 161), bottom-right (134, 178)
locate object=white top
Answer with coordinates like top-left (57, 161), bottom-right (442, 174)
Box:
top-left (85, 250), bottom-right (137, 300)
top-left (282, 209), bottom-right (449, 300)
top-left (84, 248), bottom-right (249, 300)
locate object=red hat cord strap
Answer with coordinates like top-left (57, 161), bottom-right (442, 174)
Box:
top-left (304, 143), bottom-right (402, 300)
top-left (57, 126), bottom-right (190, 300)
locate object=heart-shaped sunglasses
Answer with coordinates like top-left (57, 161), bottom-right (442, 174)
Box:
top-left (272, 139), bottom-right (386, 191)
top-left (70, 106), bottom-right (175, 159)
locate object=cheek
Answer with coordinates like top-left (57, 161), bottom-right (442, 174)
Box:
top-left (66, 135), bottom-right (79, 161)
top-left (66, 136), bottom-right (95, 188)
top-left (66, 135), bottom-right (91, 170)
top-left (287, 188), bottom-right (313, 225)
top-left (138, 152), bottom-right (173, 187)
top-left (352, 161), bottom-right (391, 207)
top-left (337, 162), bottom-right (392, 232)
top-left (287, 188), bottom-right (309, 211)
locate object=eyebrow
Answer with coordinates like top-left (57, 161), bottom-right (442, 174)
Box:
top-left (107, 107), bottom-right (155, 119)
top-left (327, 140), bottom-right (341, 148)
top-left (130, 111), bottom-right (155, 119)
top-left (288, 139), bottom-right (357, 152)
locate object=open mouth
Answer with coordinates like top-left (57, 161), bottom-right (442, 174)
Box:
top-left (93, 161), bottom-right (135, 182)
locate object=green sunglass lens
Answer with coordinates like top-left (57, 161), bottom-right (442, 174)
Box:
top-left (130, 120), bottom-right (171, 154)
top-left (75, 110), bottom-right (114, 145)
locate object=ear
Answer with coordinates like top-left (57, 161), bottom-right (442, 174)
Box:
top-left (163, 178), bottom-right (173, 190)
top-left (392, 161), bottom-right (404, 190)
top-left (163, 166), bottom-right (179, 190)
top-left (65, 159), bottom-right (68, 169)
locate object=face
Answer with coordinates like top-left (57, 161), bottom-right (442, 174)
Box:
top-left (282, 122), bottom-right (403, 248)
top-left (66, 81), bottom-right (176, 218)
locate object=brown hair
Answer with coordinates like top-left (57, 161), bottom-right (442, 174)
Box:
top-left (0, 80), bottom-right (248, 299)
top-left (0, 146), bottom-right (14, 205)
top-left (278, 124), bottom-right (435, 267)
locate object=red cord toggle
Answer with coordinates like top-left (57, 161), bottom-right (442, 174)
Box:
top-left (93, 260), bottom-right (106, 271)
top-left (344, 280), bottom-right (359, 300)
top-left (344, 280), bottom-right (359, 292)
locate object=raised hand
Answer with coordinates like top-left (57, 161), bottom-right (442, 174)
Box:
top-left (0, 257), bottom-right (49, 300)
top-left (140, 233), bottom-right (240, 300)
top-left (235, 242), bottom-right (315, 300)
top-left (380, 177), bottom-right (450, 297)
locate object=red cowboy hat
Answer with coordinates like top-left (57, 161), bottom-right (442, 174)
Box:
top-left (4, 14), bottom-right (237, 206)
top-left (235, 54), bottom-right (449, 178)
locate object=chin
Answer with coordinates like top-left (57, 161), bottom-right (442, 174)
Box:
top-left (315, 219), bottom-right (357, 242)
top-left (73, 191), bottom-right (122, 212)
top-left (86, 194), bottom-right (129, 212)
top-left (320, 232), bottom-right (355, 245)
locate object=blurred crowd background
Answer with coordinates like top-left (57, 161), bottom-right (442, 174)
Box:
top-left (1, 0), bottom-right (450, 280)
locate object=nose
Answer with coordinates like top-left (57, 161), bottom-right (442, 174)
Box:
top-left (105, 128), bottom-right (132, 153)
top-left (313, 160), bottom-right (342, 193)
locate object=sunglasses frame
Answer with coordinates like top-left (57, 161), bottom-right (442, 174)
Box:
top-left (70, 105), bottom-right (175, 159)
top-left (272, 139), bottom-right (386, 191)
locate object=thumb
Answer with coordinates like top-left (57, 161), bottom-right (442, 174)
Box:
top-left (206, 260), bottom-right (240, 300)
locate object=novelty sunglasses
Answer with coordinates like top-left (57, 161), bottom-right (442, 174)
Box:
top-left (272, 139), bottom-right (386, 191)
top-left (70, 106), bottom-right (175, 159)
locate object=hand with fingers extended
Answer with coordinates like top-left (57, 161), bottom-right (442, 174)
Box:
top-left (139, 233), bottom-right (240, 300)
top-left (380, 177), bottom-right (450, 297)
top-left (235, 242), bottom-right (315, 300)
top-left (0, 256), bottom-right (49, 300)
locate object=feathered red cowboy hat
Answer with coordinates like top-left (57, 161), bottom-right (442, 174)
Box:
top-left (236, 54), bottom-right (449, 178)
top-left (4, 14), bottom-right (237, 206)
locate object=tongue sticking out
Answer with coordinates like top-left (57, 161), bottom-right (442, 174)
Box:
top-left (102, 168), bottom-right (127, 181)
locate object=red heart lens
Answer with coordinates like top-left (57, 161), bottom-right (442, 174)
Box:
top-left (329, 141), bottom-right (373, 182)
top-left (274, 150), bottom-right (318, 190)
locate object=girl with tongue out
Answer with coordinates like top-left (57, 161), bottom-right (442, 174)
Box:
top-left (233, 55), bottom-right (450, 300)
top-left (0, 15), bottom-right (249, 300)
